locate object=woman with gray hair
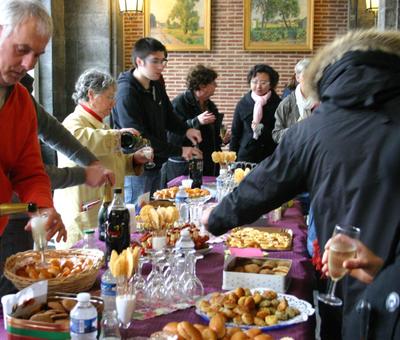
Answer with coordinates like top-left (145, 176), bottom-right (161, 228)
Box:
top-left (53, 69), bottom-right (148, 248)
top-left (272, 58), bottom-right (315, 144)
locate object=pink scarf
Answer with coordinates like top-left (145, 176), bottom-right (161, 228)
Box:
top-left (251, 90), bottom-right (271, 138)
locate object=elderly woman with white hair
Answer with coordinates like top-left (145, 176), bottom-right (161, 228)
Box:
top-left (272, 58), bottom-right (315, 144)
top-left (53, 69), bottom-right (148, 248)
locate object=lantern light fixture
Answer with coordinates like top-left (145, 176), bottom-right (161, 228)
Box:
top-left (118, 0), bottom-right (143, 13)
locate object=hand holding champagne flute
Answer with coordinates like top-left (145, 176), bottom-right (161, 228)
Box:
top-left (318, 224), bottom-right (360, 306)
top-left (30, 214), bottom-right (49, 267)
top-left (141, 139), bottom-right (155, 169)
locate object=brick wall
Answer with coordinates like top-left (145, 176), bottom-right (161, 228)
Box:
top-left (123, 0), bottom-right (349, 127)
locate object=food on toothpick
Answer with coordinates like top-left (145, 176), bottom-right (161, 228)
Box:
top-left (233, 167), bottom-right (251, 184)
top-left (109, 246), bottom-right (141, 279)
top-left (138, 204), bottom-right (179, 230)
top-left (211, 151), bottom-right (237, 165)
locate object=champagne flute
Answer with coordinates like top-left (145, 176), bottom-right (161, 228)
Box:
top-left (30, 214), bottom-right (48, 267)
top-left (220, 124), bottom-right (227, 141)
top-left (318, 224), bottom-right (360, 306)
top-left (141, 139), bottom-right (155, 169)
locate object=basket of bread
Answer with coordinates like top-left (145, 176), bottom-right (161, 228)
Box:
top-left (4, 248), bottom-right (104, 293)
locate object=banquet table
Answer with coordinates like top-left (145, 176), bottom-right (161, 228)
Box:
top-left (0, 201), bottom-right (316, 339)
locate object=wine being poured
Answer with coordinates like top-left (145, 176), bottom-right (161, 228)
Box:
top-left (30, 214), bottom-right (49, 267)
top-left (140, 139), bottom-right (155, 169)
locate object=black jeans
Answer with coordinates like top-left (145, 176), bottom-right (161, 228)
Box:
top-left (0, 217), bottom-right (32, 297)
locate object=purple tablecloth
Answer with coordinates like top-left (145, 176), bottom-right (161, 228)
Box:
top-left (0, 202), bottom-right (315, 339)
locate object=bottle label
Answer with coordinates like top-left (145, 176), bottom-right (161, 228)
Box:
top-left (175, 196), bottom-right (187, 203)
top-left (70, 316), bottom-right (97, 334)
top-left (101, 281), bottom-right (117, 296)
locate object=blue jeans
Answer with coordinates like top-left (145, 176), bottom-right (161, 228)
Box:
top-left (124, 170), bottom-right (161, 205)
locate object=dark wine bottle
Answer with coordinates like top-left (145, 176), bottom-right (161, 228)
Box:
top-left (0, 202), bottom-right (37, 216)
top-left (120, 132), bottom-right (143, 151)
top-left (189, 146), bottom-right (203, 189)
top-left (98, 182), bottom-right (112, 241)
top-left (105, 188), bottom-right (130, 261)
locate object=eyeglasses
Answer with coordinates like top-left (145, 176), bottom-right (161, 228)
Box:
top-left (146, 58), bottom-right (168, 66)
top-left (250, 80), bottom-right (270, 86)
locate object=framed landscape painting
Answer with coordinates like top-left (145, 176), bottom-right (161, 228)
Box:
top-left (244, 0), bottom-right (314, 51)
top-left (144, 0), bottom-right (211, 51)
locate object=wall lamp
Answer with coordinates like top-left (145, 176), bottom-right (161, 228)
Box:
top-left (118, 0), bottom-right (144, 13)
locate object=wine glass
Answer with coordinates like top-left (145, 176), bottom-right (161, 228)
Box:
top-left (30, 214), bottom-right (49, 267)
top-left (220, 124), bottom-right (227, 141)
top-left (141, 139), bottom-right (155, 169)
top-left (318, 224), bottom-right (360, 306)
top-left (182, 252), bottom-right (204, 303)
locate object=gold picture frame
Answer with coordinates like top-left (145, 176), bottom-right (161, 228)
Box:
top-left (244, 0), bottom-right (314, 51)
top-left (144, 0), bottom-right (211, 52)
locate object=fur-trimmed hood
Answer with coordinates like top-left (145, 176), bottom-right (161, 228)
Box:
top-left (305, 30), bottom-right (400, 104)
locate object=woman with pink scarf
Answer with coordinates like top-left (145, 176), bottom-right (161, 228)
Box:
top-left (230, 64), bottom-right (281, 163)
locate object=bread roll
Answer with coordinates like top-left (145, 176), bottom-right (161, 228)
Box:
top-left (163, 322), bottom-right (178, 332)
top-left (177, 321), bottom-right (202, 340)
top-left (253, 334), bottom-right (274, 340)
top-left (209, 313), bottom-right (226, 339)
top-left (230, 331), bottom-right (249, 340)
top-left (201, 327), bottom-right (218, 340)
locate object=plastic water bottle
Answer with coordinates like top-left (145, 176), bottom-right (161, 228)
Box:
top-left (99, 310), bottom-right (121, 340)
top-left (175, 228), bottom-right (195, 251)
top-left (70, 292), bottom-right (98, 339)
top-left (216, 168), bottom-right (227, 202)
top-left (101, 269), bottom-right (116, 312)
top-left (82, 229), bottom-right (96, 249)
top-left (175, 186), bottom-right (189, 224)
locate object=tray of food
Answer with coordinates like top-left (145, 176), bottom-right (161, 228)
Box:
top-left (196, 287), bottom-right (314, 331)
top-left (139, 224), bottom-right (210, 254)
top-left (226, 227), bottom-right (293, 251)
top-left (3, 292), bottom-right (103, 339)
top-left (223, 257), bottom-right (292, 292)
top-left (154, 314), bottom-right (285, 340)
top-left (153, 186), bottom-right (211, 200)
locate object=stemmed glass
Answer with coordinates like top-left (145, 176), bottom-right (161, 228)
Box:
top-left (30, 214), bottom-right (48, 267)
top-left (220, 124), bottom-right (227, 141)
top-left (318, 224), bottom-right (361, 306)
top-left (181, 251), bottom-right (204, 303)
top-left (132, 257), bottom-right (146, 306)
top-left (141, 139), bottom-right (155, 169)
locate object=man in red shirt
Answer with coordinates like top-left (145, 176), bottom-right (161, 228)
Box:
top-left (0, 0), bottom-right (67, 242)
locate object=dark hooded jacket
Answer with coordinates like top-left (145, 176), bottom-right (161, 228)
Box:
top-left (111, 69), bottom-right (187, 169)
top-left (169, 90), bottom-right (223, 176)
top-left (230, 90), bottom-right (281, 163)
top-left (208, 47), bottom-right (400, 339)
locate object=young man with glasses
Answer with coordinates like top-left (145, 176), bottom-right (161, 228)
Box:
top-left (112, 37), bottom-right (202, 204)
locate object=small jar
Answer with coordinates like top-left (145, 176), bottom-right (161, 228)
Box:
top-left (83, 229), bottom-right (96, 249)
